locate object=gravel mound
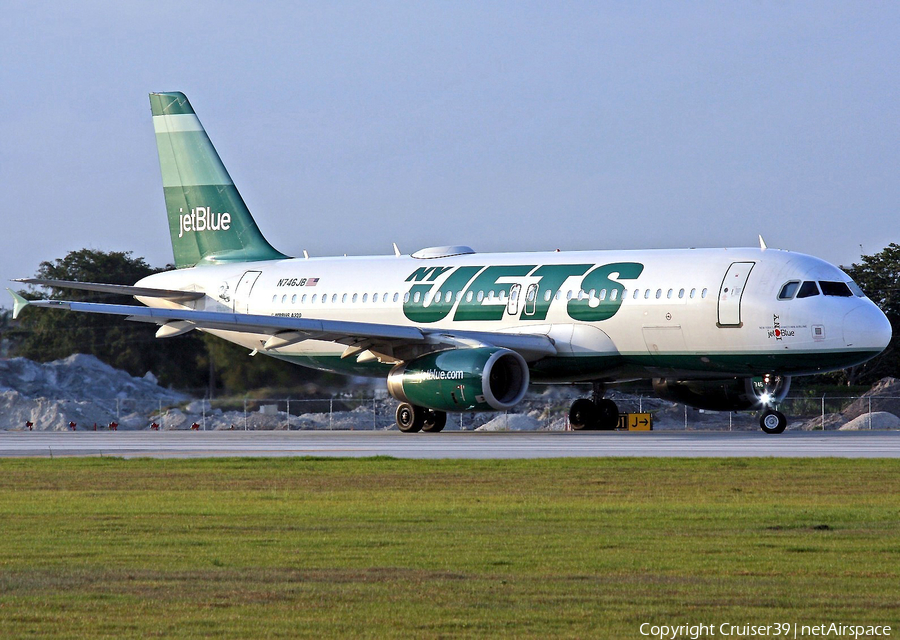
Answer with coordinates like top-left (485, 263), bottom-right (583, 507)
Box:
top-left (0, 355), bottom-right (189, 431)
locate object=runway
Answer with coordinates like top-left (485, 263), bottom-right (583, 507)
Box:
top-left (2, 429), bottom-right (900, 459)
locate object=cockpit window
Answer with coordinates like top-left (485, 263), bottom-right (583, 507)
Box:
top-left (796, 281), bottom-right (820, 298)
top-left (847, 280), bottom-right (866, 297)
top-left (819, 281), bottom-right (853, 297)
top-left (778, 281), bottom-right (800, 300)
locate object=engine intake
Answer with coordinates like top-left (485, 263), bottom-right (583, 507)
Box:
top-left (387, 347), bottom-right (529, 412)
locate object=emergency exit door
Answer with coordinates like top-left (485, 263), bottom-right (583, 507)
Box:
top-left (717, 262), bottom-right (754, 327)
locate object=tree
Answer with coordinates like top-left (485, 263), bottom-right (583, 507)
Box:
top-left (832, 244), bottom-right (900, 385)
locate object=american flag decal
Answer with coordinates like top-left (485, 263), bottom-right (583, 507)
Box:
top-left (306, 278), bottom-right (319, 286)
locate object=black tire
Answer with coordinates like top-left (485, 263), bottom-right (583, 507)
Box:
top-left (421, 409), bottom-right (447, 433)
top-left (596, 398), bottom-right (619, 430)
top-left (569, 398), bottom-right (598, 430)
top-left (759, 409), bottom-right (787, 434)
top-left (396, 403), bottom-right (424, 433)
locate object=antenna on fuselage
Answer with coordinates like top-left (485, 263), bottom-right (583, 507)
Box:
top-left (303, 250), bottom-right (309, 259)
top-left (392, 242), bottom-right (401, 257)
top-left (758, 235), bottom-right (767, 250)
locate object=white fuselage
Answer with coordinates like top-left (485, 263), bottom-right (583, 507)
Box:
top-left (136, 246), bottom-right (890, 382)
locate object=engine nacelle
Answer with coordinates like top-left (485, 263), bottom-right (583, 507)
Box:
top-left (652, 375), bottom-right (791, 411)
top-left (387, 347), bottom-right (530, 412)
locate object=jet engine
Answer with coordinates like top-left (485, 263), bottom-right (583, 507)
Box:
top-left (652, 375), bottom-right (791, 411)
top-left (387, 347), bottom-right (529, 412)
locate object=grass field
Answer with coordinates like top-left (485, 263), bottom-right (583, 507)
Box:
top-left (0, 457), bottom-right (898, 638)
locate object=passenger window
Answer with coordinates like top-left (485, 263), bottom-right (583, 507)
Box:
top-left (667, 289), bottom-right (673, 299)
top-left (778, 281), bottom-right (800, 300)
top-left (311, 294), bottom-right (318, 303)
top-left (301, 294), bottom-right (307, 304)
top-left (599, 289), bottom-right (607, 301)
top-left (610, 289), bottom-right (617, 301)
top-left (272, 295), bottom-right (277, 304)
top-left (819, 281), bottom-right (853, 297)
top-left (544, 290), bottom-right (552, 302)
top-left (477, 291), bottom-right (485, 302)
top-left (363, 293), bottom-right (369, 303)
top-left (796, 281), bottom-right (820, 298)
top-left (281, 295), bottom-right (287, 304)
top-left (655, 289), bottom-right (662, 299)
top-left (393, 293), bottom-right (399, 303)
top-left (403, 292), bottom-right (410, 303)
top-left (701, 288), bottom-right (708, 298)
top-left (412, 292), bottom-right (420, 303)
top-left (466, 291), bottom-right (474, 302)
top-left (331, 294), bottom-right (337, 303)
top-left (678, 288), bottom-right (684, 299)
top-left (633, 289), bottom-right (639, 300)
top-left (292, 294), bottom-right (297, 304)
top-left (690, 288), bottom-right (696, 299)
top-left (644, 289), bottom-right (650, 299)
top-left (341, 293), bottom-right (347, 303)
top-left (352, 293), bottom-right (358, 303)
top-left (567, 290), bottom-right (573, 300)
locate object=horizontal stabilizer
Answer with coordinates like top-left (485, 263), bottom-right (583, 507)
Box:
top-left (14, 278), bottom-right (205, 301)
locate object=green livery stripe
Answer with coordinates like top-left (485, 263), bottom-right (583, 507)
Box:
top-left (265, 348), bottom-right (884, 384)
top-left (150, 92), bottom-right (195, 116)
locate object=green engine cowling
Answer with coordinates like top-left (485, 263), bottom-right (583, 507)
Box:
top-left (387, 347), bottom-right (530, 412)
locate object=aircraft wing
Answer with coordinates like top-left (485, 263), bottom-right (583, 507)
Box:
top-left (7, 291), bottom-right (557, 362)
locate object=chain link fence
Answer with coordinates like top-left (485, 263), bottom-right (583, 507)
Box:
top-left (11, 392), bottom-right (900, 432)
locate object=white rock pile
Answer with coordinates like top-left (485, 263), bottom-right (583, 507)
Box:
top-left (0, 355), bottom-right (189, 431)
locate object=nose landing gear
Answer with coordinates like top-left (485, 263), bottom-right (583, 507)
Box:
top-left (759, 408), bottom-right (787, 434)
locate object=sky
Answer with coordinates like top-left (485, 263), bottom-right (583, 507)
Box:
top-left (1, 2), bottom-right (898, 299)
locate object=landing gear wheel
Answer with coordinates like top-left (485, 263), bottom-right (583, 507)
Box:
top-left (596, 399), bottom-right (619, 431)
top-left (760, 409), bottom-right (787, 435)
top-left (421, 409), bottom-right (447, 433)
top-left (569, 398), bottom-right (598, 430)
top-left (396, 403), bottom-right (424, 433)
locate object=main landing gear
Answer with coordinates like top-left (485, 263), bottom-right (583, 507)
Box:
top-left (568, 383), bottom-right (619, 431)
top-left (759, 408), bottom-right (787, 435)
top-left (395, 403), bottom-right (447, 433)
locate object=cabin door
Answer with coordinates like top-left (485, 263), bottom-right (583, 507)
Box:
top-left (717, 262), bottom-right (754, 327)
top-left (233, 270), bottom-right (262, 313)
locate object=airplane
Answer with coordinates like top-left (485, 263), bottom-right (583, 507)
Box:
top-left (8, 91), bottom-right (892, 434)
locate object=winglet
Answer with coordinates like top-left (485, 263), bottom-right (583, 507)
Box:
top-left (758, 235), bottom-right (767, 250)
top-left (7, 289), bottom-right (30, 319)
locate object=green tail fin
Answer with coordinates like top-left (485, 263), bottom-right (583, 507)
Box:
top-left (150, 92), bottom-right (287, 268)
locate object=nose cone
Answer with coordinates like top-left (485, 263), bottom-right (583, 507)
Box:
top-left (843, 303), bottom-right (892, 353)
